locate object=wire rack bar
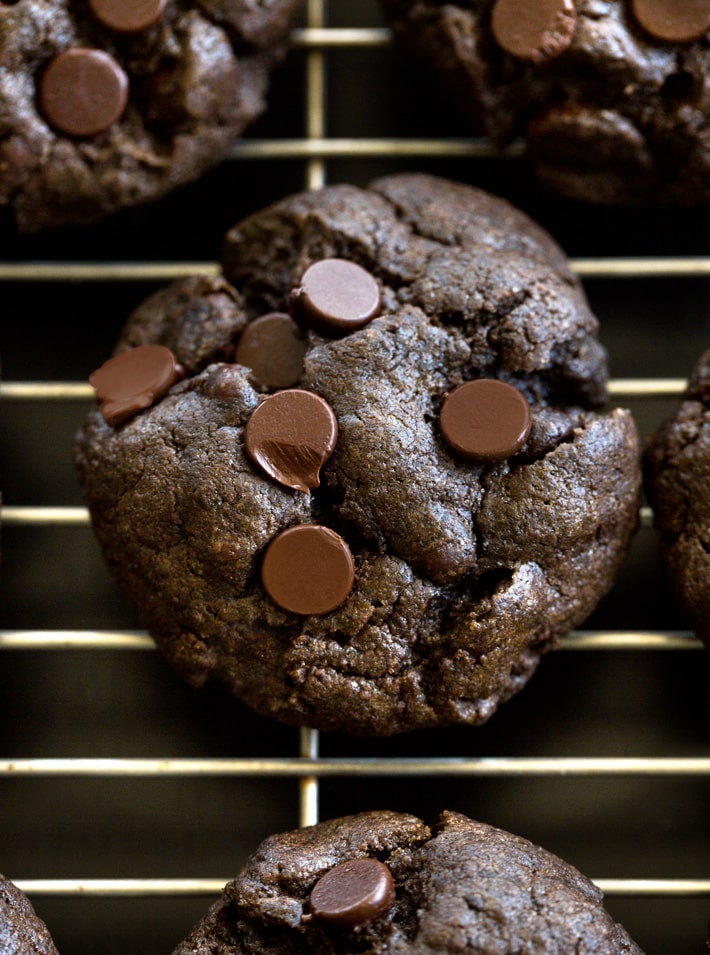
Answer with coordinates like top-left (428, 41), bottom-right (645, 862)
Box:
top-left (2, 757), bottom-right (709, 777)
top-left (0, 379), bottom-right (688, 401)
top-left (290, 26), bottom-right (391, 47)
top-left (11, 877), bottom-right (710, 898)
top-left (1, 258), bottom-right (708, 282)
top-left (0, 630), bottom-right (699, 652)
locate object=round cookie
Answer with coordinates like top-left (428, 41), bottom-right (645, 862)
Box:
top-left (0, 0), bottom-right (301, 232)
top-left (0, 875), bottom-right (59, 955)
top-left (170, 810), bottom-right (645, 954)
top-left (382, 0), bottom-right (710, 205)
top-left (644, 351), bottom-right (710, 647)
top-left (74, 173), bottom-right (641, 735)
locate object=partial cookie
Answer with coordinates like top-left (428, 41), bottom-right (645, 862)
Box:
top-left (0, 875), bottom-right (59, 955)
top-left (74, 173), bottom-right (641, 735)
top-left (0, 0), bottom-right (301, 231)
top-left (644, 351), bottom-right (710, 647)
top-left (170, 810), bottom-right (645, 954)
top-left (382, 0), bottom-right (710, 204)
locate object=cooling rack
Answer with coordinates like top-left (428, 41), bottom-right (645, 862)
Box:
top-left (1, 1), bottom-right (709, 952)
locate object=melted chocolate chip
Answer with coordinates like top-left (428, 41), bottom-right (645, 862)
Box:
top-left (491, 0), bottom-right (577, 63)
top-left (89, 0), bottom-right (168, 33)
top-left (39, 48), bottom-right (128, 137)
top-left (245, 389), bottom-right (338, 492)
top-left (261, 525), bottom-right (355, 615)
top-left (631, 0), bottom-right (710, 43)
top-left (439, 379), bottom-right (532, 463)
top-left (89, 344), bottom-right (183, 426)
top-left (309, 859), bottom-right (395, 927)
top-left (235, 312), bottom-right (307, 390)
top-left (290, 259), bottom-right (382, 336)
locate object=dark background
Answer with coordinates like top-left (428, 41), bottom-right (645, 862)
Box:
top-left (1, 1), bottom-right (709, 953)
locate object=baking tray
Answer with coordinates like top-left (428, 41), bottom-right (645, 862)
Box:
top-left (1, 1), bottom-right (709, 952)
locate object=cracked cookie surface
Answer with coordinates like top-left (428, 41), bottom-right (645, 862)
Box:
top-left (382, 0), bottom-right (710, 205)
top-left (644, 350), bottom-right (710, 648)
top-left (74, 173), bottom-right (641, 735)
top-left (0, 875), bottom-right (59, 955)
top-left (170, 810), bottom-right (645, 954)
top-left (0, 0), bottom-right (300, 231)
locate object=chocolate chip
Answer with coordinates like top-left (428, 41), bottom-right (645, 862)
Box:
top-left (439, 379), bottom-right (532, 463)
top-left (235, 312), bottom-right (307, 390)
top-left (39, 48), bottom-right (128, 137)
top-left (290, 259), bottom-right (381, 336)
top-left (261, 525), bottom-right (355, 615)
top-left (491, 0), bottom-right (577, 63)
top-left (89, 344), bottom-right (183, 426)
top-left (309, 859), bottom-right (395, 927)
top-left (631, 0), bottom-right (710, 43)
top-left (245, 389), bottom-right (338, 492)
top-left (88, 0), bottom-right (168, 33)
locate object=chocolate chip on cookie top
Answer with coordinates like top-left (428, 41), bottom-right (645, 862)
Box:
top-left (491, 0), bottom-right (577, 63)
top-left (245, 389), bottom-right (338, 492)
top-left (440, 379), bottom-right (532, 463)
top-left (631, 0), bottom-right (710, 43)
top-left (88, 0), bottom-right (168, 33)
top-left (261, 525), bottom-right (355, 615)
top-left (39, 48), bottom-right (129, 138)
top-left (235, 312), bottom-right (307, 390)
top-left (309, 859), bottom-right (395, 927)
top-left (89, 344), bottom-right (183, 427)
top-left (290, 259), bottom-right (382, 336)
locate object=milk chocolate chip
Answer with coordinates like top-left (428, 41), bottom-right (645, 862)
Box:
top-left (631, 0), bottom-right (710, 43)
top-left (235, 312), bottom-right (307, 390)
top-left (439, 379), bottom-right (532, 463)
top-left (261, 525), bottom-right (355, 615)
top-left (245, 390), bottom-right (338, 492)
top-left (89, 344), bottom-right (183, 426)
top-left (89, 0), bottom-right (168, 33)
top-left (39, 48), bottom-right (129, 137)
top-left (491, 0), bottom-right (577, 63)
top-left (290, 259), bottom-right (381, 336)
top-left (309, 859), bottom-right (395, 927)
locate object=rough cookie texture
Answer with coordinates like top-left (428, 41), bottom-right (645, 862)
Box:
top-left (0, 875), bottom-right (59, 955)
top-left (382, 0), bottom-right (710, 204)
top-left (74, 173), bottom-right (641, 735)
top-left (0, 0), bottom-right (301, 231)
top-left (644, 351), bottom-right (710, 648)
top-left (171, 810), bottom-right (645, 954)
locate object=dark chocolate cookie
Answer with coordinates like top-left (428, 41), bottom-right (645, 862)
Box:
top-left (382, 0), bottom-right (710, 205)
top-left (74, 173), bottom-right (641, 735)
top-left (644, 351), bottom-right (710, 647)
top-left (170, 810), bottom-right (645, 954)
top-left (0, 875), bottom-right (59, 955)
top-left (0, 0), bottom-right (301, 232)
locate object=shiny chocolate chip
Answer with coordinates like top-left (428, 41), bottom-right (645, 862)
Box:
top-left (261, 525), bottom-right (355, 615)
top-left (89, 344), bottom-right (183, 427)
top-left (290, 259), bottom-right (381, 336)
top-left (245, 389), bottom-right (338, 492)
top-left (491, 0), bottom-right (577, 63)
top-left (89, 0), bottom-right (168, 33)
top-left (310, 859), bottom-right (395, 928)
top-left (39, 48), bottom-right (128, 137)
top-left (439, 379), bottom-right (532, 463)
top-left (235, 312), bottom-right (307, 390)
top-left (631, 0), bottom-right (710, 43)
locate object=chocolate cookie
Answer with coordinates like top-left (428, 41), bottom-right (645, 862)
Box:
top-left (170, 810), bottom-right (645, 954)
top-left (0, 0), bottom-right (301, 232)
top-left (644, 351), bottom-right (710, 647)
top-left (0, 875), bottom-right (59, 955)
top-left (382, 0), bottom-right (710, 205)
top-left (74, 173), bottom-right (641, 735)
